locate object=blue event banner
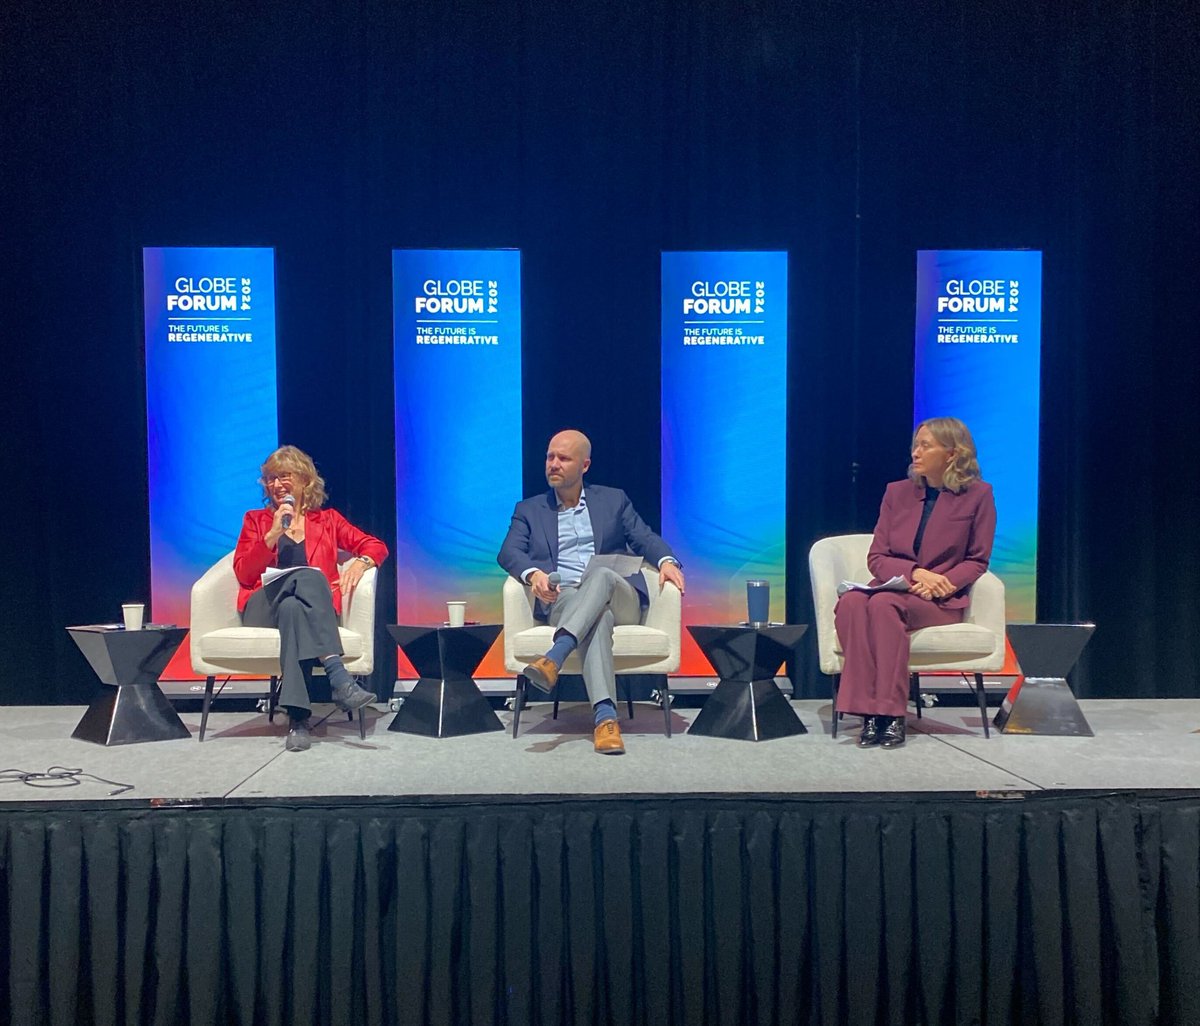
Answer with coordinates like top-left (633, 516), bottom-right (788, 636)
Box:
top-left (661, 251), bottom-right (789, 674)
top-left (143, 247), bottom-right (278, 675)
top-left (393, 249), bottom-right (522, 677)
top-left (914, 249), bottom-right (1042, 620)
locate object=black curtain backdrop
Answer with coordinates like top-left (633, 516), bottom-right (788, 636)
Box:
top-left (3, 0), bottom-right (1198, 704)
top-left (3, 792), bottom-right (1200, 1026)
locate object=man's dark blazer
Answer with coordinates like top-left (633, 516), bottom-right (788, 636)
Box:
top-left (867, 478), bottom-right (996, 610)
top-left (497, 483), bottom-right (676, 618)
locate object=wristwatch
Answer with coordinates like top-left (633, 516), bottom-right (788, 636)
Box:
top-left (356, 555), bottom-right (374, 567)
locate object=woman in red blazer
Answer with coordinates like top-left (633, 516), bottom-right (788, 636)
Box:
top-left (234, 446), bottom-right (389, 751)
top-left (835, 417), bottom-right (996, 749)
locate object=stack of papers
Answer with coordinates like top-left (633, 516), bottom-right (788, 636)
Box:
top-left (835, 575), bottom-right (909, 597)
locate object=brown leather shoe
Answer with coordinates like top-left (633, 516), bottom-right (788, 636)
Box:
top-left (593, 719), bottom-right (625, 755)
top-left (522, 656), bottom-right (559, 694)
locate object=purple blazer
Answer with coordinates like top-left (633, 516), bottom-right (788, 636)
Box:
top-left (866, 479), bottom-right (996, 610)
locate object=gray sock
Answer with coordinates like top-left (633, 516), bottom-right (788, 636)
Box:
top-left (321, 654), bottom-right (353, 691)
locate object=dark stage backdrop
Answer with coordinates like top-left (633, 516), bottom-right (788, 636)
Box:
top-left (3, 0), bottom-right (1198, 706)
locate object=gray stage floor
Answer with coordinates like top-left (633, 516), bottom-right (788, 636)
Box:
top-left (2, 699), bottom-right (1199, 804)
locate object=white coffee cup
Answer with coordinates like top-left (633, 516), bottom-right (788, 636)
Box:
top-left (122, 603), bottom-right (145, 631)
top-left (447, 601), bottom-right (467, 627)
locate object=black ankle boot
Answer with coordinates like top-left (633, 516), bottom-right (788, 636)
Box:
top-left (286, 718), bottom-right (312, 752)
top-left (332, 679), bottom-right (376, 711)
top-left (857, 716), bottom-right (882, 747)
top-left (880, 717), bottom-right (906, 749)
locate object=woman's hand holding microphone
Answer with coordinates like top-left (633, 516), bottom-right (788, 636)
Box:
top-left (264, 495), bottom-right (296, 549)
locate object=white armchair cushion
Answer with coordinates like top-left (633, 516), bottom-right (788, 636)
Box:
top-left (196, 626), bottom-right (365, 662)
top-left (508, 624), bottom-right (672, 666)
top-left (830, 622), bottom-right (997, 662)
top-left (908, 624), bottom-right (998, 659)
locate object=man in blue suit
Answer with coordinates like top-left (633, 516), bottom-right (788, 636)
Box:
top-left (497, 429), bottom-right (685, 754)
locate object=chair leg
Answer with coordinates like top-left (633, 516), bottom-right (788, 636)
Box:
top-left (267, 676), bottom-right (280, 723)
top-left (552, 688), bottom-right (560, 719)
top-left (910, 672), bottom-right (923, 719)
top-left (619, 677), bottom-right (634, 720)
top-left (512, 675), bottom-right (527, 739)
top-left (357, 705), bottom-right (367, 740)
top-left (345, 676), bottom-right (372, 721)
top-left (831, 674), bottom-right (840, 738)
top-left (199, 676), bottom-right (216, 742)
top-left (659, 675), bottom-right (671, 738)
top-left (974, 672), bottom-right (991, 738)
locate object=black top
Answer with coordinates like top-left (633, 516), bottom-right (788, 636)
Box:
top-left (912, 486), bottom-right (940, 557)
top-left (277, 534), bottom-right (308, 569)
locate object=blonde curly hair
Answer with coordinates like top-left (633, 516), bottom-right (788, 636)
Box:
top-left (907, 417), bottom-right (982, 493)
top-left (259, 445), bottom-right (328, 511)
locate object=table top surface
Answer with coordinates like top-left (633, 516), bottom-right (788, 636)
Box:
top-left (67, 624), bottom-right (184, 635)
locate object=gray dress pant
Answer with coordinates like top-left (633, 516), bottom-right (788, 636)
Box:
top-left (243, 570), bottom-right (343, 716)
top-left (547, 567), bottom-right (643, 705)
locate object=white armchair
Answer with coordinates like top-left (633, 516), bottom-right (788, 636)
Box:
top-left (189, 552), bottom-right (378, 741)
top-left (502, 565), bottom-right (681, 737)
top-left (808, 534), bottom-right (1005, 737)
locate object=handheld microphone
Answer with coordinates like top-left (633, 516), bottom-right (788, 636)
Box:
top-left (280, 494), bottom-right (295, 530)
top-left (547, 571), bottom-right (561, 589)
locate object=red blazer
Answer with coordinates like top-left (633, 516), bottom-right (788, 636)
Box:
top-left (867, 479), bottom-right (996, 610)
top-left (233, 506), bottom-right (389, 615)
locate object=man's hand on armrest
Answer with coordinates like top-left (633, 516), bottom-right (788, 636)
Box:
top-left (658, 560), bottom-right (685, 594)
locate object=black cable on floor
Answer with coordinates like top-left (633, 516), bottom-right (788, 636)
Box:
top-left (0, 766), bottom-right (134, 796)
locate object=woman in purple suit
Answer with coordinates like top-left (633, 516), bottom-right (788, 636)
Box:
top-left (835, 417), bottom-right (996, 749)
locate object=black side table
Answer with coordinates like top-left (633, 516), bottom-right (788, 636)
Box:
top-left (67, 625), bottom-right (190, 745)
top-left (687, 624), bottom-right (809, 741)
top-left (994, 623), bottom-right (1096, 736)
top-left (387, 624), bottom-right (504, 737)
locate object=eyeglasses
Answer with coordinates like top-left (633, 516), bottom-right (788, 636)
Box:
top-left (265, 472), bottom-right (294, 484)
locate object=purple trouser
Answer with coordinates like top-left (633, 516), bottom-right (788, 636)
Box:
top-left (834, 590), bottom-right (963, 718)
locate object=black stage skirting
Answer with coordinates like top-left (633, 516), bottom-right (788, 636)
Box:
top-left (3, 791), bottom-right (1199, 1026)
